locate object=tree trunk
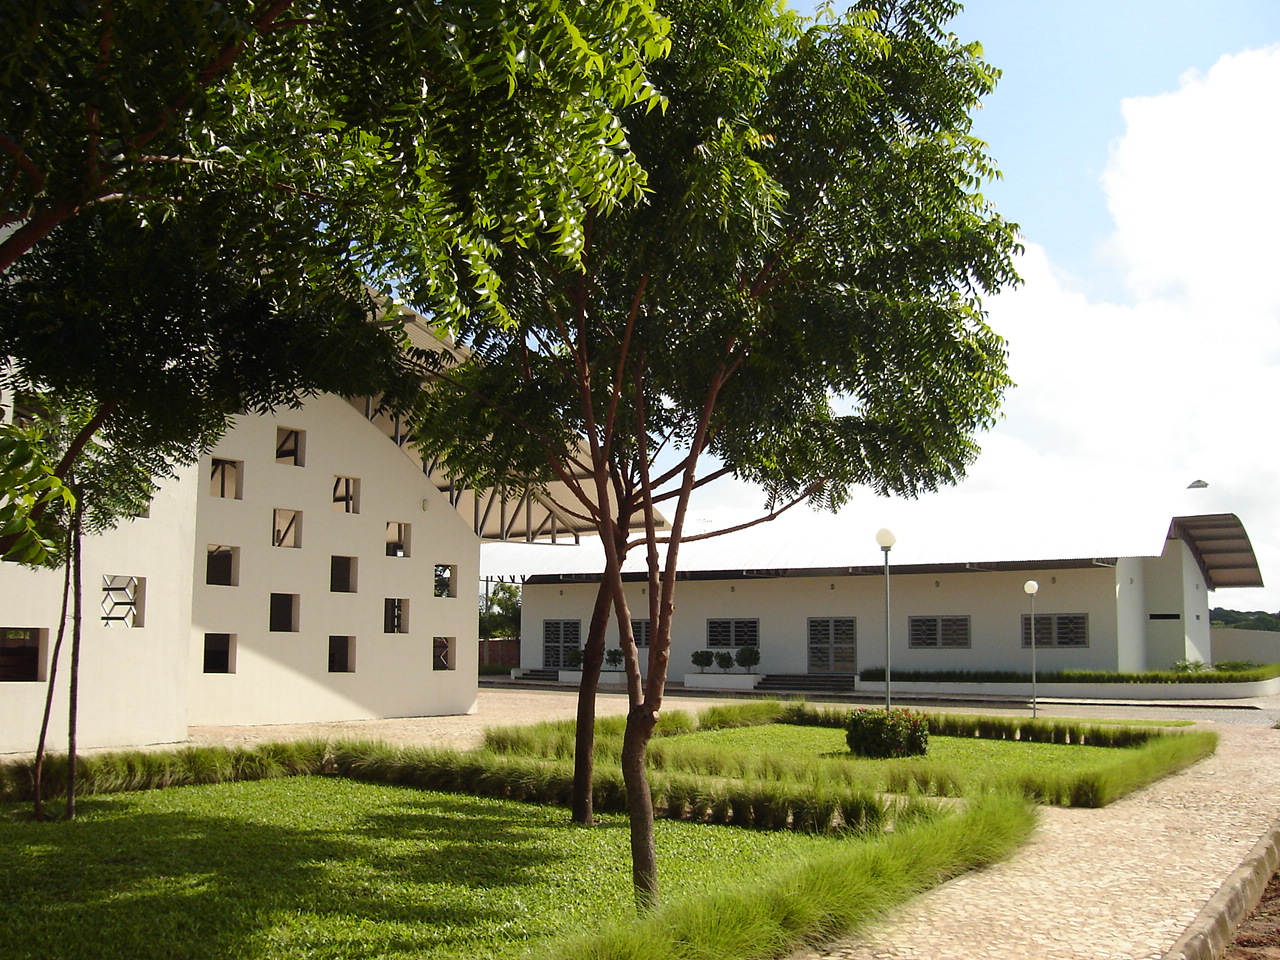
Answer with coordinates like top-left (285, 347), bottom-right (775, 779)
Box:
top-left (65, 506), bottom-right (83, 820)
top-left (571, 581), bottom-right (614, 824)
top-left (32, 524), bottom-right (75, 820)
top-left (622, 702), bottom-right (660, 909)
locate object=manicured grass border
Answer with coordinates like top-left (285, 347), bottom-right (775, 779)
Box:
top-left (538, 792), bottom-right (1036, 960)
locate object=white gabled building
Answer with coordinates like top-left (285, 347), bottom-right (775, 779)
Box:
top-left (516, 514), bottom-right (1264, 683)
top-left (1, 348), bottom-right (603, 753)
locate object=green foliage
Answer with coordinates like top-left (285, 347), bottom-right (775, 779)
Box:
top-left (845, 708), bottom-right (929, 759)
top-left (1171, 658), bottom-right (1208, 674)
top-left (0, 430), bottom-right (73, 564)
top-left (1211, 607), bottom-right (1280, 632)
top-left (478, 581), bottom-right (521, 639)
top-left (410, 0), bottom-right (1020, 536)
top-left (691, 649), bottom-right (715, 673)
top-left (605, 648), bottom-right (625, 670)
top-left (714, 651), bottom-right (736, 672)
top-left (0, 0), bottom-right (671, 303)
top-left (735, 645), bottom-right (762, 673)
top-left (1213, 660), bottom-right (1262, 672)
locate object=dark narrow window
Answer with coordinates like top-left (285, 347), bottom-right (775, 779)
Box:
top-left (0, 628), bottom-right (43, 682)
top-left (330, 556), bottom-right (357, 593)
top-left (630, 619), bottom-right (651, 647)
top-left (384, 598), bottom-right (408, 634)
top-left (386, 522), bottom-right (410, 558)
top-left (269, 593), bottom-right (299, 632)
top-left (433, 636), bottom-right (455, 671)
top-left (328, 636), bottom-right (355, 673)
top-left (206, 546), bottom-right (238, 586)
top-left (203, 633), bottom-right (234, 674)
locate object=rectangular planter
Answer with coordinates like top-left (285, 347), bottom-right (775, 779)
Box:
top-left (682, 673), bottom-right (762, 691)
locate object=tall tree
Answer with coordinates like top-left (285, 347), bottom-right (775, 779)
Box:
top-left (409, 0), bottom-right (1019, 907)
top-left (1, 0), bottom-right (670, 294)
top-left (0, 205), bottom-right (420, 556)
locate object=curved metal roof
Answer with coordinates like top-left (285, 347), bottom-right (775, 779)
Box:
top-left (1168, 514), bottom-right (1264, 589)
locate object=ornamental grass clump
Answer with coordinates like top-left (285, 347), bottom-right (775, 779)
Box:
top-left (846, 708), bottom-right (929, 759)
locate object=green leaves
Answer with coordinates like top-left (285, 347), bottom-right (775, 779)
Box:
top-left (0, 431), bottom-right (73, 566)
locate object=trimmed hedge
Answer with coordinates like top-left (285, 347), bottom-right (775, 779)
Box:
top-left (858, 665), bottom-right (1280, 684)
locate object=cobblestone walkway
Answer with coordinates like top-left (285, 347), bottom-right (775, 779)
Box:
top-left (794, 720), bottom-right (1280, 960)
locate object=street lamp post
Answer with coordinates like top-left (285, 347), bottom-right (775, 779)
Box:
top-left (876, 528), bottom-right (896, 710)
top-left (1024, 580), bottom-right (1039, 718)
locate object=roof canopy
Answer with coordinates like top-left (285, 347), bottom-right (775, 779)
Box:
top-left (1169, 514), bottom-right (1264, 589)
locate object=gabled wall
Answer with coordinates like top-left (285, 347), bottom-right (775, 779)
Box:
top-left (189, 395), bottom-right (479, 726)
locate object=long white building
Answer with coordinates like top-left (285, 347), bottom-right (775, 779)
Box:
top-left (518, 514), bottom-right (1264, 681)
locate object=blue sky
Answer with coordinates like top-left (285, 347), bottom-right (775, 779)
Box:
top-left (486, 2), bottom-right (1280, 615)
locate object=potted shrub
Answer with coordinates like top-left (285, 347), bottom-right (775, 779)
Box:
top-left (714, 651), bottom-right (735, 673)
top-left (691, 650), bottom-right (714, 674)
top-left (604, 648), bottom-right (624, 671)
top-left (735, 646), bottom-right (761, 674)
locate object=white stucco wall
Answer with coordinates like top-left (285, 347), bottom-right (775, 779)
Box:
top-left (1114, 558), bottom-right (1148, 672)
top-left (1141, 538), bottom-right (1211, 669)
top-left (0, 464), bottom-right (198, 754)
top-left (1211, 627), bottom-right (1280, 665)
top-left (189, 395), bottom-right (479, 726)
top-left (522, 562), bottom-right (1127, 678)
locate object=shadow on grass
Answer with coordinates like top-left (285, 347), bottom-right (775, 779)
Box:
top-left (0, 780), bottom-right (573, 960)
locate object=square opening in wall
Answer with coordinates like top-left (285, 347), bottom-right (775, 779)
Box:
top-left (328, 636), bottom-right (355, 673)
top-left (203, 633), bottom-right (235, 673)
top-left (206, 545), bottom-right (240, 586)
top-left (272, 509), bottom-right (302, 548)
top-left (101, 575), bottom-right (145, 627)
top-left (433, 636), bottom-right (456, 671)
top-left (269, 593), bottom-right (300, 632)
top-left (384, 598), bottom-right (409, 634)
top-left (332, 476), bottom-right (360, 514)
top-left (210, 458), bottom-right (243, 499)
top-left (330, 556), bottom-right (358, 593)
top-left (0, 628), bottom-right (44, 682)
top-left (386, 522), bottom-right (410, 558)
top-left (433, 564), bottom-right (456, 598)
top-left (275, 427), bottom-right (306, 466)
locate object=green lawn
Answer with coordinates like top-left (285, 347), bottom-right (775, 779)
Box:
top-left (668, 723), bottom-right (1120, 773)
top-left (0, 776), bottom-right (854, 960)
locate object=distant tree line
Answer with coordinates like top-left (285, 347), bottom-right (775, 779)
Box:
top-left (1211, 608), bottom-right (1280, 632)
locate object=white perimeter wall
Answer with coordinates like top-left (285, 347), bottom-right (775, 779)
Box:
top-left (189, 395), bottom-right (479, 725)
top-left (1211, 627), bottom-right (1280, 665)
top-left (0, 464), bottom-right (198, 754)
top-left (522, 563), bottom-right (1128, 677)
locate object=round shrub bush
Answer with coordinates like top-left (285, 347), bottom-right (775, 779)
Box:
top-left (845, 708), bottom-right (929, 759)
